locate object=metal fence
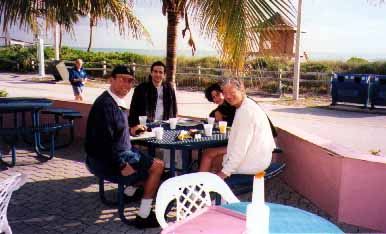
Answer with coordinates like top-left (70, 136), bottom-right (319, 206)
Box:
top-left (15, 59), bottom-right (333, 95)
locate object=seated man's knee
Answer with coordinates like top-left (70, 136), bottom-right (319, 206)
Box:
top-left (150, 158), bottom-right (164, 174)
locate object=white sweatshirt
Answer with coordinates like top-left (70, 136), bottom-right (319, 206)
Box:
top-left (222, 97), bottom-right (275, 176)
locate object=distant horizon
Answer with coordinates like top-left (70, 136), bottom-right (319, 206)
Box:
top-left (3, 0), bottom-right (386, 60)
top-left (73, 47), bottom-right (386, 62)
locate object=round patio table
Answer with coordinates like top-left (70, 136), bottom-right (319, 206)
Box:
top-left (222, 202), bottom-right (343, 234)
top-left (133, 122), bottom-right (229, 176)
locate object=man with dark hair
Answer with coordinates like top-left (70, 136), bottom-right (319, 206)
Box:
top-left (69, 59), bottom-right (87, 101)
top-left (129, 61), bottom-right (177, 135)
top-left (204, 82), bottom-right (236, 126)
top-left (85, 65), bottom-right (164, 228)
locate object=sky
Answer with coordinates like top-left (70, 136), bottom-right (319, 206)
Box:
top-left (3, 0), bottom-right (386, 59)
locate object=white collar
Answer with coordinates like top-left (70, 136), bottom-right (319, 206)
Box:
top-left (107, 88), bottom-right (129, 109)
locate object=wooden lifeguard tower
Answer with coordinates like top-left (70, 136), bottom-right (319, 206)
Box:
top-left (250, 13), bottom-right (296, 58)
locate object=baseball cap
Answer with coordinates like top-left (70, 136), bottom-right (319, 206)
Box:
top-left (111, 65), bottom-right (135, 79)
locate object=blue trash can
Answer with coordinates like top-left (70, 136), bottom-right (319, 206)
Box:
top-left (331, 73), bottom-right (371, 107)
top-left (370, 75), bottom-right (386, 108)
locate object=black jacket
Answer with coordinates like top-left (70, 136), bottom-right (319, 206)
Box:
top-left (85, 91), bottom-right (132, 176)
top-left (129, 80), bottom-right (177, 127)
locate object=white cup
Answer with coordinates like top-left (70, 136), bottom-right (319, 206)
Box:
top-left (219, 121), bottom-right (227, 134)
top-left (139, 116), bottom-right (147, 125)
top-left (153, 127), bottom-right (164, 140)
top-left (169, 118), bottom-right (177, 129)
top-left (203, 124), bottom-right (213, 137)
top-left (207, 117), bottom-right (215, 125)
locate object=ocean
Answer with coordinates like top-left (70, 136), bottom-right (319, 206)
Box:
top-left (75, 47), bottom-right (386, 61)
top-left (73, 47), bottom-right (219, 58)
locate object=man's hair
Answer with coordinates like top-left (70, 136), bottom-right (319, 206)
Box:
top-left (150, 61), bottom-right (166, 72)
top-left (111, 65), bottom-right (135, 78)
top-left (204, 83), bottom-right (222, 102)
top-left (75, 58), bottom-right (83, 64)
top-left (221, 78), bottom-right (245, 92)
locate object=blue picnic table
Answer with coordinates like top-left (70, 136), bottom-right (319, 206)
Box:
top-left (0, 97), bottom-right (70, 166)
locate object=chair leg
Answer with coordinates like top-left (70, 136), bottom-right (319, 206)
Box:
top-left (10, 144), bottom-right (16, 167)
top-left (98, 178), bottom-right (117, 206)
top-left (118, 183), bottom-right (134, 225)
top-left (49, 133), bottom-right (55, 160)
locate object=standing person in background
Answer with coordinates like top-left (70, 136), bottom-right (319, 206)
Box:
top-left (129, 61), bottom-right (177, 135)
top-left (69, 58), bottom-right (87, 101)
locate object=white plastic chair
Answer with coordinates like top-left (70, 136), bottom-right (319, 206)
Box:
top-left (0, 173), bottom-right (27, 234)
top-left (155, 172), bottom-right (240, 228)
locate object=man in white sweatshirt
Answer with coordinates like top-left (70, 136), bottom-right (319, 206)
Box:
top-left (199, 78), bottom-right (276, 179)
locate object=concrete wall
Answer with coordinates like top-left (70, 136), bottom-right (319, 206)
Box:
top-left (277, 127), bottom-right (386, 232)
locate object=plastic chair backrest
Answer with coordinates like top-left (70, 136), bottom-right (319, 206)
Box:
top-left (0, 173), bottom-right (27, 234)
top-left (155, 172), bottom-right (240, 228)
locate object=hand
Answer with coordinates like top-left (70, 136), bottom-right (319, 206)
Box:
top-left (216, 171), bottom-right (228, 180)
top-left (130, 125), bottom-right (147, 136)
top-left (121, 163), bottom-right (136, 176)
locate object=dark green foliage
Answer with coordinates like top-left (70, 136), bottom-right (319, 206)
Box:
top-left (0, 89), bottom-right (8, 97)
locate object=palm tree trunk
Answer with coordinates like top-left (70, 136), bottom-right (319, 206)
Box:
top-left (87, 17), bottom-right (95, 52)
top-left (166, 10), bottom-right (180, 85)
top-left (59, 24), bottom-right (63, 49)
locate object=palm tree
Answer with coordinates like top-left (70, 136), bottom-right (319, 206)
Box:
top-left (1, 0), bottom-right (294, 81)
top-left (0, 0), bottom-right (151, 52)
top-left (160, 0), bottom-right (295, 83)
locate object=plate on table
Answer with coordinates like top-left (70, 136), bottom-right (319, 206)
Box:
top-left (177, 118), bottom-right (202, 127)
top-left (130, 131), bottom-right (155, 140)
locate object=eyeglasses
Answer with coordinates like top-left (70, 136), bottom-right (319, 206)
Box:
top-left (117, 75), bottom-right (136, 85)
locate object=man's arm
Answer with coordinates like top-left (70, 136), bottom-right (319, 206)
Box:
top-left (128, 86), bottom-right (142, 127)
top-left (221, 109), bottom-right (255, 177)
top-left (69, 69), bottom-right (83, 84)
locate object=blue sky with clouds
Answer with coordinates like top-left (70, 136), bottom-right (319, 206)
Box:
top-left (4, 0), bottom-right (386, 59)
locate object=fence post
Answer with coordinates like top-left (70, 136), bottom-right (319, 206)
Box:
top-left (327, 72), bottom-right (333, 95)
top-left (197, 65), bottom-right (201, 86)
top-left (102, 60), bottom-right (107, 76)
top-left (131, 62), bottom-right (136, 74)
top-left (277, 69), bottom-right (283, 97)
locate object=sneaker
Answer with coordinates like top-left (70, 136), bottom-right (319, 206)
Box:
top-left (123, 187), bottom-right (143, 203)
top-left (134, 211), bottom-right (160, 229)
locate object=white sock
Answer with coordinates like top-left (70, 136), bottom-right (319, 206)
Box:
top-left (138, 199), bottom-right (153, 218)
top-left (124, 186), bottom-right (138, 197)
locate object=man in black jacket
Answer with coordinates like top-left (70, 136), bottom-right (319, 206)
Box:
top-left (85, 65), bottom-right (164, 228)
top-left (129, 61), bottom-right (177, 135)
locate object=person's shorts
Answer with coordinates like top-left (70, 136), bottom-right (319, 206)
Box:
top-left (72, 85), bottom-right (84, 96)
top-left (118, 148), bottom-right (154, 183)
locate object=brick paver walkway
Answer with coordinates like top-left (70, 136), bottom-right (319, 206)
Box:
top-left (0, 141), bottom-right (378, 233)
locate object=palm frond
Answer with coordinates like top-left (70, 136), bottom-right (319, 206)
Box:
top-left (188, 0), bottom-right (294, 73)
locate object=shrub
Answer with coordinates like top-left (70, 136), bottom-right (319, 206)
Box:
top-left (0, 90), bottom-right (8, 97)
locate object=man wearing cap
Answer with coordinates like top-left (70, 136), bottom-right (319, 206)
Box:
top-left (85, 65), bottom-right (164, 228)
top-left (129, 61), bottom-right (177, 134)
